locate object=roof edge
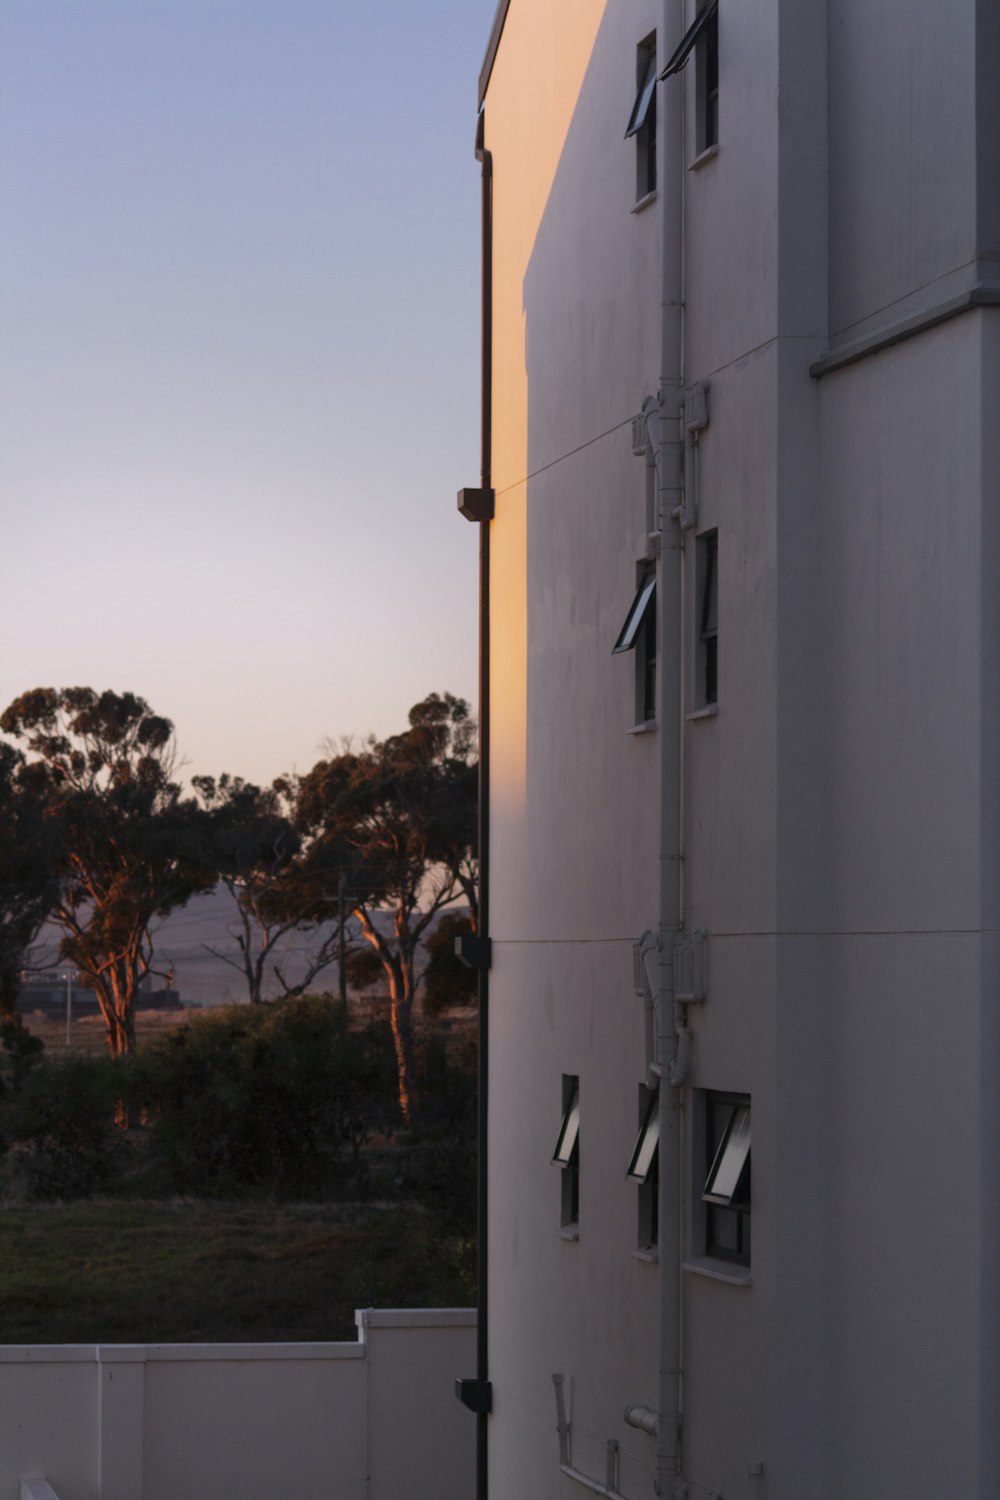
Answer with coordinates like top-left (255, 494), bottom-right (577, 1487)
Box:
top-left (478, 0), bottom-right (511, 108)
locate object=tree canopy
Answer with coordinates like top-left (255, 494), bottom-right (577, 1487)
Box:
top-left (290, 692), bottom-right (477, 1121)
top-left (0, 742), bottom-right (59, 1081)
top-left (193, 773), bottom-right (341, 1005)
top-left (0, 688), bottom-right (214, 1055)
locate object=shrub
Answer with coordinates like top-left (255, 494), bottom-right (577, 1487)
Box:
top-left (402, 1035), bottom-right (478, 1235)
top-left (141, 996), bottom-right (397, 1199)
top-left (0, 1051), bottom-right (138, 1199)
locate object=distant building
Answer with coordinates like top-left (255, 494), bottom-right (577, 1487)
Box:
top-left (17, 973), bottom-right (183, 1017)
top-left (466, 2), bottom-right (1000, 1499)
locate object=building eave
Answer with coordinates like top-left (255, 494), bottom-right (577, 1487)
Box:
top-left (478, 0), bottom-right (511, 108)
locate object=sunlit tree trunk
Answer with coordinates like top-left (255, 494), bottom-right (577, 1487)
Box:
top-left (386, 956), bottom-right (418, 1125)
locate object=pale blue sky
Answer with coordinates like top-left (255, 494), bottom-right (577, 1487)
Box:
top-left (0, 0), bottom-right (496, 785)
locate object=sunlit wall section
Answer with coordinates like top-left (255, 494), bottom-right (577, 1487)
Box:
top-left (481, 4), bottom-right (663, 1498)
top-left (484, 0), bottom-right (609, 840)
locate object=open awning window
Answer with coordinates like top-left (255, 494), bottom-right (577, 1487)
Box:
top-left (612, 576), bottom-right (656, 654)
top-left (552, 1081), bottom-right (580, 1166)
top-left (702, 1103), bottom-right (751, 1205)
top-left (626, 1093), bottom-right (660, 1183)
top-left (625, 50), bottom-right (658, 139)
top-left (660, 0), bottom-right (718, 79)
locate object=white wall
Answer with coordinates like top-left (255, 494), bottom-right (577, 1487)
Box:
top-left (0, 1310), bottom-right (475, 1500)
top-left (481, 0), bottom-right (1000, 1497)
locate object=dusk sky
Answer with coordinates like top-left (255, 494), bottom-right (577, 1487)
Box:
top-left (0, 0), bottom-right (496, 787)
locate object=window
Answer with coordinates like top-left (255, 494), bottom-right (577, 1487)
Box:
top-left (660, 0), bottom-right (719, 154)
top-left (613, 568), bottom-right (657, 725)
top-left (696, 3), bottom-right (719, 151)
top-left (625, 36), bottom-right (657, 200)
top-left (695, 531), bottom-right (718, 707)
top-left (703, 1093), bottom-right (750, 1263)
top-left (627, 1086), bottom-right (659, 1250)
top-left (552, 1076), bottom-right (580, 1231)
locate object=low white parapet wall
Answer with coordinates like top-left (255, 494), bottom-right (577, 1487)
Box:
top-left (1, 1307), bottom-right (476, 1500)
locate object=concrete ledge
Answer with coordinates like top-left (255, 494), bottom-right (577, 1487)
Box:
top-left (683, 1256), bottom-right (752, 1287)
top-left (810, 285), bottom-right (1000, 378)
top-left (357, 1308), bottom-right (476, 1330)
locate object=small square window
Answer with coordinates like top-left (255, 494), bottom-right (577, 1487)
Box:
top-left (703, 1093), bottom-right (750, 1264)
top-left (695, 531), bottom-right (717, 707)
top-left (626, 38), bottom-right (657, 201)
top-left (614, 569), bottom-right (657, 725)
top-left (628, 1087), bottom-right (660, 1251)
top-left (552, 1076), bottom-right (580, 1230)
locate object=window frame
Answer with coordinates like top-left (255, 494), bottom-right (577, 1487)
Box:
top-left (660, 0), bottom-right (717, 82)
top-left (696, 4), bottom-right (719, 152)
top-left (614, 568), bottom-right (657, 727)
top-left (628, 1086), bottom-right (660, 1252)
top-left (552, 1076), bottom-right (580, 1232)
top-left (695, 530), bottom-right (718, 708)
top-left (626, 36), bottom-right (658, 202)
top-left (660, 1), bottom-right (719, 157)
top-left (702, 1091), bottom-right (751, 1265)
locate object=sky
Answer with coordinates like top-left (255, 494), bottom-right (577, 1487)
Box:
top-left (0, 0), bottom-right (496, 787)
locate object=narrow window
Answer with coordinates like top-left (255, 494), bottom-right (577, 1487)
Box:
top-left (697, 4), bottom-right (719, 151)
top-left (660, 1), bottom-right (719, 154)
top-left (703, 1093), bottom-right (751, 1263)
top-left (627, 1086), bottom-right (660, 1250)
top-left (552, 1076), bottom-right (580, 1231)
top-left (638, 582), bottom-right (656, 722)
top-left (696, 531), bottom-right (718, 706)
top-left (613, 567), bottom-right (657, 726)
top-left (626, 37), bottom-right (657, 201)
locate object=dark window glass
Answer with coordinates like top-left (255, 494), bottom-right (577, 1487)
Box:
top-left (698, 532), bottom-right (718, 706)
top-left (703, 1094), bottom-right (751, 1264)
top-left (553, 1077), bottom-right (580, 1230)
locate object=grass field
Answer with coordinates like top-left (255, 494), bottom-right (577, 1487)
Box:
top-left (0, 1198), bottom-right (474, 1344)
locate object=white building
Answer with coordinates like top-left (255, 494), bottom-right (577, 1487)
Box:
top-left (465, 2), bottom-right (1000, 1498)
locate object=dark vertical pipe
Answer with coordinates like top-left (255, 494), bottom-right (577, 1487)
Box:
top-left (474, 108), bottom-right (493, 1500)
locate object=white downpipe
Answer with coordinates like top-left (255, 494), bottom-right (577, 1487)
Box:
top-left (655, 0), bottom-right (687, 1494)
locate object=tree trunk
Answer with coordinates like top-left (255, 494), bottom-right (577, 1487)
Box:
top-left (387, 960), bottom-right (418, 1125)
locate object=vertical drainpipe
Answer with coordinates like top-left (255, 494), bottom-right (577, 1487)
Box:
top-left (656, 0), bottom-right (685, 1492)
top-left (474, 107), bottom-right (493, 1500)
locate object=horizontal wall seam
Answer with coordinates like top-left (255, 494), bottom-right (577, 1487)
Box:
top-left (811, 285), bottom-right (1000, 377)
top-left (490, 928), bottom-right (997, 943)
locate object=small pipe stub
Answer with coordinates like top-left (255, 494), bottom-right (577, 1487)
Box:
top-left (624, 1403), bottom-right (660, 1437)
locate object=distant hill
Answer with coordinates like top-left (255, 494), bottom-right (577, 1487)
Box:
top-left (28, 885), bottom-right (344, 1008)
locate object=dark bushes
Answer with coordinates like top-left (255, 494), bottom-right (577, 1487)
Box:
top-left (140, 997), bottom-right (397, 1198)
top-left (1, 1051), bottom-right (139, 1198)
top-left (0, 997), bottom-right (475, 1217)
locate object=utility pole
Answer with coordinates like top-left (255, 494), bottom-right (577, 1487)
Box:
top-left (64, 971), bottom-right (73, 1048)
top-left (338, 870), bottom-right (348, 1006)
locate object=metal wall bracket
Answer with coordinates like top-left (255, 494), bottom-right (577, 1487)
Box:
top-left (457, 486), bottom-right (495, 522)
top-left (456, 934), bottom-right (492, 970)
top-left (455, 1377), bottom-right (493, 1414)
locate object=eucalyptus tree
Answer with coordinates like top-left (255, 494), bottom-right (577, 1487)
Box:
top-left (0, 688), bottom-right (213, 1055)
top-left (0, 741), bottom-right (59, 1077)
top-left (193, 773), bottom-right (341, 1005)
top-left (289, 692), bottom-right (478, 1123)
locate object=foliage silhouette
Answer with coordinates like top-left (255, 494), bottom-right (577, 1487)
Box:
top-left (0, 688), bottom-right (213, 1054)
